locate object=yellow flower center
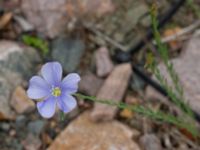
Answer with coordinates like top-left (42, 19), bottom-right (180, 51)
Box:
top-left (52, 87), bottom-right (61, 97)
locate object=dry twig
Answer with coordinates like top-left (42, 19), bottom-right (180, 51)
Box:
top-left (83, 22), bottom-right (127, 51)
top-left (153, 20), bottom-right (200, 44)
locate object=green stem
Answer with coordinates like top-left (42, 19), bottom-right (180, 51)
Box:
top-left (60, 111), bottom-right (65, 121)
top-left (150, 6), bottom-right (194, 118)
top-left (74, 93), bottom-right (198, 137)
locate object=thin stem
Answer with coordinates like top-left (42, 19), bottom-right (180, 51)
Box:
top-left (74, 93), bottom-right (198, 137)
top-left (150, 6), bottom-right (194, 118)
top-left (60, 111), bottom-right (65, 121)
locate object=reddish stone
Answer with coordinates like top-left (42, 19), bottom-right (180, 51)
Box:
top-left (91, 63), bottom-right (132, 121)
top-left (79, 71), bottom-right (104, 96)
top-left (10, 86), bottom-right (35, 114)
top-left (48, 111), bottom-right (140, 150)
top-left (95, 47), bottom-right (114, 77)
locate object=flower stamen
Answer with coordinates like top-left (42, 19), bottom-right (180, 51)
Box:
top-left (52, 87), bottom-right (61, 97)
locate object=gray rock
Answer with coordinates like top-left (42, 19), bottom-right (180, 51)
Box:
top-left (0, 68), bottom-right (22, 88)
top-left (131, 73), bottom-right (146, 92)
top-left (15, 115), bottom-right (27, 128)
top-left (22, 133), bottom-right (42, 150)
top-left (28, 120), bottom-right (46, 136)
top-left (122, 2), bottom-right (148, 34)
top-left (0, 76), bottom-right (16, 120)
top-left (0, 40), bottom-right (41, 120)
top-left (0, 123), bottom-right (10, 131)
top-left (52, 37), bottom-right (85, 72)
top-left (11, 139), bottom-right (23, 150)
top-left (113, 32), bottom-right (124, 42)
top-left (140, 134), bottom-right (162, 150)
top-left (0, 41), bottom-right (41, 80)
top-left (23, 46), bottom-right (41, 67)
top-left (140, 15), bottom-right (151, 27)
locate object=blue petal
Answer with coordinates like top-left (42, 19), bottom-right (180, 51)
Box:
top-left (61, 73), bottom-right (81, 94)
top-left (41, 62), bottom-right (62, 86)
top-left (58, 94), bottom-right (77, 113)
top-left (27, 76), bottom-right (50, 99)
top-left (37, 97), bottom-right (57, 118)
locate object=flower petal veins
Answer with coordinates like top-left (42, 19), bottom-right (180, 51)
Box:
top-left (57, 94), bottom-right (77, 113)
top-left (61, 73), bottom-right (81, 94)
top-left (27, 76), bottom-right (50, 99)
top-left (37, 96), bottom-right (57, 118)
top-left (41, 62), bottom-right (62, 86)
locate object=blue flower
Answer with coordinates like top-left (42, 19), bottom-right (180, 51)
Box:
top-left (27, 62), bottom-right (81, 118)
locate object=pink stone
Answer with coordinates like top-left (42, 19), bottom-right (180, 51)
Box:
top-left (91, 63), bottom-right (132, 121)
top-left (95, 47), bottom-right (114, 77)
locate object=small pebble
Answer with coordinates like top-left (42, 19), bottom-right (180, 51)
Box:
top-left (0, 123), bottom-right (10, 131)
